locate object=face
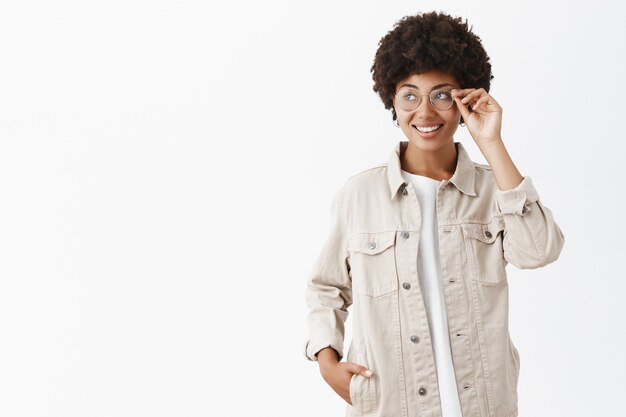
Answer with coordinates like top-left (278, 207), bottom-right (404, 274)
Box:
top-left (393, 70), bottom-right (462, 152)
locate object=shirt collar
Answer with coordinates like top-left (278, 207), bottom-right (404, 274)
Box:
top-left (387, 140), bottom-right (477, 199)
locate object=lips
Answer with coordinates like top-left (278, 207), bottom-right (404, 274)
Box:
top-left (412, 124), bottom-right (443, 133)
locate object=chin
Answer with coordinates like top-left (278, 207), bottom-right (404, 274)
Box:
top-left (409, 135), bottom-right (450, 150)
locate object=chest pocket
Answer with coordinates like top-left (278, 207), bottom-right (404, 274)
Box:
top-left (348, 230), bottom-right (399, 297)
top-left (462, 217), bottom-right (507, 285)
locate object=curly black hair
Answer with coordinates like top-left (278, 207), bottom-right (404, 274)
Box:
top-left (371, 11), bottom-right (494, 124)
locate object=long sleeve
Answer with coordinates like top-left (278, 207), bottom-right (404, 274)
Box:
top-left (495, 176), bottom-right (565, 269)
top-left (303, 189), bottom-right (352, 362)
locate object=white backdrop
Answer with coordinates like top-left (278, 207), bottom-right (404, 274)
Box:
top-left (0, 1), bottom-right (624, 416)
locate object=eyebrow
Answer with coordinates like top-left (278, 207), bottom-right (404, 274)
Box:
top-left (399, 83), bottom-right (455, 90)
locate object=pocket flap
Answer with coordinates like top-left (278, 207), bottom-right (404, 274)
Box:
top-left (348, 231), bottom-right (396, 255)
top-left (463, 217), bottom-right (505, 243)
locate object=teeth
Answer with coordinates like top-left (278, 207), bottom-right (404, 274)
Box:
top-left (415, 124), bottom-right (443, 133)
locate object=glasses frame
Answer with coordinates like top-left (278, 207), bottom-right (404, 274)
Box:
top-left (393, 88), bottom-right (456, 112)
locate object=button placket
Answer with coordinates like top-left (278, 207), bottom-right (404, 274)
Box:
top-left (400, 180), bottom-right (437, 404)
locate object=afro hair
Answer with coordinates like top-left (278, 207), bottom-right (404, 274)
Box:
top-left (371, 11), bottom-right (494, 124)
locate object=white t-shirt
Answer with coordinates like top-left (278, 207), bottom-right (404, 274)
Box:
top-left (400, 169), bottom-right (463, 417)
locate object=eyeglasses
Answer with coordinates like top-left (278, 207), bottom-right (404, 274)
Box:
top-left (394, 88), bottom-right (456, 112)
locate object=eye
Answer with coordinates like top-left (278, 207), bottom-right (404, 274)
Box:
top-left (433, 90), bottom-right (452, 100)
top-left (397, 89), bottom-right (419, 101)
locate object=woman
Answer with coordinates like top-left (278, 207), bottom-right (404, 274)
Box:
top-left (303, 11), bottom-right (565, 417)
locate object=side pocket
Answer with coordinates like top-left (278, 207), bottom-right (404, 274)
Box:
top-left (348, 351), bottom-right (377, 415)
top-left (512, 342), bottom-right (520, 380)
top-left (349, 372), bottom-right (359, 413)
top-left (508, 337), bottom-right (521, 394)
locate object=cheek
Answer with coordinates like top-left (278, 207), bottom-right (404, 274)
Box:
top-left (399, 113), bottom-right (414, 127)
top-left (443, 112), bottom-right (461, 131)
top-left (446, 109), bottom-right (461, 125)
top-left (399, 111), bottom-right (412, 121)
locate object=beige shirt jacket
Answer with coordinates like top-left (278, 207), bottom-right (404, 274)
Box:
top-left (303, 140), bottom-right (565, 417)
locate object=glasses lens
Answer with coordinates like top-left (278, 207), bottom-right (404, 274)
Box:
top-left (396, 88), bottom-right (421, 111)
top-left (430, 89), bottom-right (454, 111)
top-left (395, 88), bottom-right (454, 111)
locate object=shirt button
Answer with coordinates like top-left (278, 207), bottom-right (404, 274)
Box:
top-left (402, 187), bottom-right (408, 196)
top-left (410, 335), bottom-right (419, 343)
top-left (402, 282), bottom-right (411, 290)
top-left (401, 231), bottom-right (409, 238)
top-left (418, 387), bottom-right (427, 396)
top-left (368, 241), bottom-right (377, 250)
top-left (522, 205), bottom-right (529, 214)
top-left (484, 230), bottom-right (492, 238)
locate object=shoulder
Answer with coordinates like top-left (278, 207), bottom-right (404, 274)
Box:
top-left (333, 162), bottom-right (389, 202)
top-left (472, 160), bottom-right (497, 182)
top-left (470, 161), bottom-right (503, 200)
top-left (473, 160), bottom-right (492, 171)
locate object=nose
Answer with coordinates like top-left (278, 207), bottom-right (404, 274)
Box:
top-left (415, 95), bottom-right (437, 117)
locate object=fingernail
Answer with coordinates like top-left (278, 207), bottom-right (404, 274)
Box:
top-left (364, 369), bottom-right (373, 377)
top-left (451, 89), bottom-right (458, 93)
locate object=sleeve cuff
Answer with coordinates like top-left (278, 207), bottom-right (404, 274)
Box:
top-left (495, 176), bottom-right (540, 216)
top-left (303, 330), bottom-right (345, 362)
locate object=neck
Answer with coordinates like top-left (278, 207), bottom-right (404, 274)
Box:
top-left (400, 141), bottom-right (457, 181)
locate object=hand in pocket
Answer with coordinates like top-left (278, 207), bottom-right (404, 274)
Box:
top-left (320, 360), bottom-right (373, 405)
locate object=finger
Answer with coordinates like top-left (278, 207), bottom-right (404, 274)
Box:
top-left (453, 94), bottom-right (472, 121)
top-left (461, 89), bottom-right (484, 105)
top-left (348, 362), bottom-right (373, 377)
top-left (451, 88), bottom-right (475, 101)
top-left (472, 96), bottom-right (490, 111)
top-left (475, 94), bottom-right (501, 112)
top-left (451, 88), bottom-right (472, 94)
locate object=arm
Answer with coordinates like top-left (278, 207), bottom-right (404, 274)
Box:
top-left (495, 175), bottom-right (565, 269)
top-left (449, 89), bottom-right (565, 269)
top-left (478, 140), bottom-right (565, 269)
top-left (303, 189), bottom-right (352, 362)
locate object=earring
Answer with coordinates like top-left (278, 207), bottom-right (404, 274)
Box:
top-left (393, 119), bottom-right (399, 127)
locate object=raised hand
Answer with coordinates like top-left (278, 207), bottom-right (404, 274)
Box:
top-left (452, 88), bottom-right (503, 147)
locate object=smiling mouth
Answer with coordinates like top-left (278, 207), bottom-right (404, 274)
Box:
top-left (412, 124), bottom-right (443, 133)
